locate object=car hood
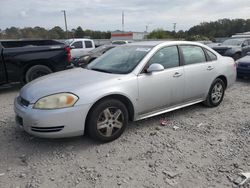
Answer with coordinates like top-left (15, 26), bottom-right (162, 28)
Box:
top-left (237, 55), bottom-right (250, 64)
top-left (212, 45), bottom-right (234, 50)
top-left (20, 68), bottom-right (120, 103)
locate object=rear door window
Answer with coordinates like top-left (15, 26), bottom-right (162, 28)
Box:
top-left (180, 45), bottom-right (206, 65)
top-left (85, 41), bottom-right (93, 48)
top-left (205, 49), bottom-right (217, 61)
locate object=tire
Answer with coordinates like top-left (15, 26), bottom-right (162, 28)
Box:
top-left (233, 53), bottom-right (241, 60)
top-left (203, 78), bottom-right (225, 107)
top-left (25, 65), bottom-right (52, 83)
top-left (87, 99), bottom-right (128, 142)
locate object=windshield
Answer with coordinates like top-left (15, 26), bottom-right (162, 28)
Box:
top-left (87, 45), bottom-right (152, 74)
top-left (222, 39), bottom-right (244, 46)
top-left (64, 39), bottom-right (74, 45)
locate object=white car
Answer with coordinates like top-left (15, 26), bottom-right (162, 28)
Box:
top-left (14, 41), bottom-right (236, 142)
top-left (65, 38), bottom-right (95, 58)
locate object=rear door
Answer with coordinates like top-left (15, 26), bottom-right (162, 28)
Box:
top-left (180, 45), bottom-right (217, 102)
top-left (84, 40), bottom-right (95, 52)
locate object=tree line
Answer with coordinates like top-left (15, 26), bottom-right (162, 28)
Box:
top-left (148, 18), bottom-right (250, 41)
top-left (0, 26), bottom-right (111, 40)
top-left (1, 19), bottom-right (250, 40)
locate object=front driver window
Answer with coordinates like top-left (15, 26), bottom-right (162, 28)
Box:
top-left (147, 46), bottom-right (180, 69)
top-left (71, 41), bottom-right (83, 49)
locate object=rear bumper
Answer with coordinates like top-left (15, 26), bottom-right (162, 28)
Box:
top-left (14, 97), bottom-right (91, 138)
top-left (237, 67), bottom-right (250, 77)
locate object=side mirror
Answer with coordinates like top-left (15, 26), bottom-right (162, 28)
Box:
top-left (147, 63), bottom-right (164, 73)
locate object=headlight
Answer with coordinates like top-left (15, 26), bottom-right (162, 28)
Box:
top-left (34, 93), bottom-right (78, 109)
top-left (83, 56), bottom-right (90, 60)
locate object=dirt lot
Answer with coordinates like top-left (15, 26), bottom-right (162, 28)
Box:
top-left (0, 80), bottom-right (249, 188)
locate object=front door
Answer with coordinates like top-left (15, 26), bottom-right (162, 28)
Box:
top-left (70, 41), bottom-right (85, 58)
top-left (137, 46), bottom-right (185, 116)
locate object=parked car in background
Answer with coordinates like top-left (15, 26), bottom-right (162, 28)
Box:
top-left (65, 38), bottom-right (95, 58)
top-left (236, 52), bottom-right (250, 78)
top-left (212, 38), bottom-right (250, 60)
top-left (0, 40), bottom-right (72, 85)
top-left (242, 45), bottom-right (250, 56)
top-left (196, 40), bottom-right (213, 45)
top-left (14, 41), bottom-right (236, 142)
top-left (71, 44), bottom-right (118, 67)
top-left (207, 42), bottom-right (221, 48)
top-left (111, 40), bottom-right (132, 45)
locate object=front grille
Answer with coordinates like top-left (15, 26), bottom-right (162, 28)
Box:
top-left (18, 96), bottom-right (30, 107)
top-left (240, 64), bottom-right (248, 68)
top-left (238, 63), bottom-right (250, 68)
top-left (31, 126), bottom-right (64, 133)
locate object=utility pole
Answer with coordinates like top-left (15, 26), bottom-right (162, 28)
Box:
top-left (146, 25), bottom-right (148, 33)
top-left (122, 11), bottom-right (124, 32)
top-left (173, 23), bottom-right (177, 32)
top-left (61, 10), bottom-right (68, 39)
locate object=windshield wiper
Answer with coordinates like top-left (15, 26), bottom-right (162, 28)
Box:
top-left (90, 68), bottom-right (112, 73)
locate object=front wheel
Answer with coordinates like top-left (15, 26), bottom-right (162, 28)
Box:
top-left (203, 78), bottom-right (225, 107)
top-left (87, 99), bottom-right (128, 142)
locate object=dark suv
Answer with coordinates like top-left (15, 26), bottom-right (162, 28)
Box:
top-left (212, 38), bottom-right (250, 60)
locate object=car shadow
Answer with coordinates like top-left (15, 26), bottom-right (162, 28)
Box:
top-left (0, 83), bottom-right (21, 93)
top-left (126, 103), bottom-right (206, 133)
top-left (237, 77), bottom-right (250, 83)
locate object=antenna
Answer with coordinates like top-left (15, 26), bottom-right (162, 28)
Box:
top-left (122, 11), bottom-right (124, 32)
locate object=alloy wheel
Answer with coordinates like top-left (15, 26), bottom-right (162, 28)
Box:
top-left (97, 107), bottom-right (124, 137)
top-left (211, 82), bottom-right (223, 104)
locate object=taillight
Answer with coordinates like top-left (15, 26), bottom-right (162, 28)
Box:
top-left (66, 47), bottom-right (71, 62)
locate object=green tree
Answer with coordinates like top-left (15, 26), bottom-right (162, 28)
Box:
top-left (48, 26), bottom-right (65, 39)
top-left (74, 26), bottom-right (85, 38)
top-left (5, 27), bottom-right (21, 39)
top-left (147, 29), bottom-right (172, 39)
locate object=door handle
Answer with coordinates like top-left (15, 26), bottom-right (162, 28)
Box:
top-left (207, 66), bottom-right (214, 71)
top-left (173, 72), bottom-right (183, 78)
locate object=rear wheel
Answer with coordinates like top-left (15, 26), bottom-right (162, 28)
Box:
top-left (25, 65), bottom-right (52, 83)
top-left (87, 99), bottom-right (128, 142)
top-left (203, 78), bottom-right (225, 107)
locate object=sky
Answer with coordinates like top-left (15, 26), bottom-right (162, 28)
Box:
top-left (0, 0), bottom-right (250, 32)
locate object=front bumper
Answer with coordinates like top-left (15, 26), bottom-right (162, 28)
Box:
top-left (237, 67), bottom-right (250, 77)
top-left (14, 97), bottom-right (91, 138)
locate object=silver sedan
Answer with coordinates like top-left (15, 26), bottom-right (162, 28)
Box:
top-left (14, 41), bottom-right (236, 142)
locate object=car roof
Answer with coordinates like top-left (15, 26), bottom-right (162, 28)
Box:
top-left (224, 38), bottom-right (248, 41)
top-left (125, 40), bottom-right (206, 47)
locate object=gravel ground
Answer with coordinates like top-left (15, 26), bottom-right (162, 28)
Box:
top-left (0, 80), bottom-right (250, 188)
